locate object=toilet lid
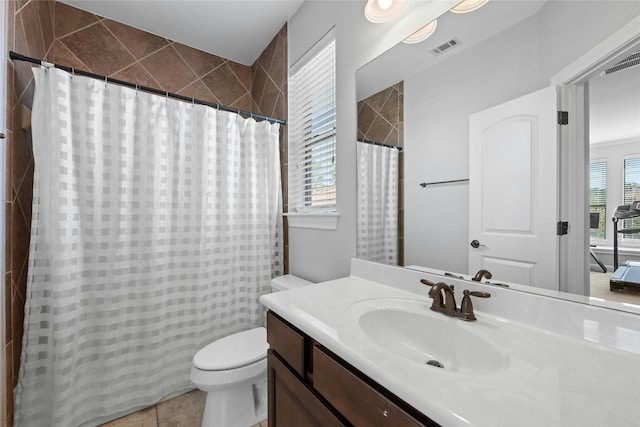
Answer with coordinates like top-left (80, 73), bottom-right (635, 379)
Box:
top-left (194, 327), bottom-right (267, 370)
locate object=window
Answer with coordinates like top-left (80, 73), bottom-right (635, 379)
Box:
top-left (622, 156), bottom-right (640, 241)
top-left (289, 32), bottom-right (336, 212)
top-left (589, 160), bottom-right (607, 240)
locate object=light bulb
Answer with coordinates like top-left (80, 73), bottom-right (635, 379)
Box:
top-left (365, 0), bottom-right (407, 23)
top-left (378, 0), bottom-right (393, 10)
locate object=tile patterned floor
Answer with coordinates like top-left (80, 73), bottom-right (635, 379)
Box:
top-left (98, 389), bottom-right (267, 427)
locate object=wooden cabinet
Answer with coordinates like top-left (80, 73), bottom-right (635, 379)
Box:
top-left (267, 311), bottom-right (306, 376)
top-left (268, 351), bottom-right (346, 427)
top-left (266, 311), bottom-right (439, 427)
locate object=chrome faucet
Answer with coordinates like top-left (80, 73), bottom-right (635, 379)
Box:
top-left (472, 269), bottom-right (492, 282)
top-left (420, 279), bottom-right (490, 321)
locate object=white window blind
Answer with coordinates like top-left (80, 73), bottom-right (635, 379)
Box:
top-left (589, 160), bottom-right (607, 240)
top-left (623, 156), bottom-right (640, 241)
top-left (289, 34), bottom-right (336, 211)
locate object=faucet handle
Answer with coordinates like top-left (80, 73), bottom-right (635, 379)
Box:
top-left (420, 279), bottom-right (435, 287)
top-left (467, 291), bottom-right (490, 298)
top-left (459, 289), bottom-right (491, 321)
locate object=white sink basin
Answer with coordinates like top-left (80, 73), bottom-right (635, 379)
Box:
top-left (344, 298), bottom-right (543, 375)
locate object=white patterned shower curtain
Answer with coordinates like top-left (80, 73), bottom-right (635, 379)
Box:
top-left (356, 141), bottom-right (399, 265)
top-left (14, 67), bottom-right (282, 427)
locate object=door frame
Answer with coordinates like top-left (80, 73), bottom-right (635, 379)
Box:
top-left (551, 15), bottom-right (640, 295)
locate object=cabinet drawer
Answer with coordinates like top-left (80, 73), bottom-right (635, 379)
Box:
top-left (268, 351), bottom-right (347, 427)
top-left (313, 346), bottom-right (435, 427)
top-left (267, 312), bottom-right (305, 376)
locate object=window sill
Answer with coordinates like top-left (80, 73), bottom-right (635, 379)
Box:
top-left (284, 212), bottom-right (340, 230)
top-left (590, 245), bottom-right (640, 256)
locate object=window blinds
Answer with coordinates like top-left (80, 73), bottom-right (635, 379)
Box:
top-left (589, 160), bottom-right (607, 240)
top-left (623, 156), bottom-right (640, 240)
top-left (289, 36), bottom-right (336, 211)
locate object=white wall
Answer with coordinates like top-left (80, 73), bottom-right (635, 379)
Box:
top-left (404, 16), bottom-right (542, 272)
top-left (404, 1), bottom-right (640, 274)
top-left (287, 0), bottom-right (458, 282)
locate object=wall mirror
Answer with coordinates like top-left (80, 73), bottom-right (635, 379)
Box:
top-left (355, 0), bottom-right (640, 307)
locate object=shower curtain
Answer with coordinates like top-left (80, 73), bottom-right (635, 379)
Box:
top-left (14, 67), bottom-right (282, 427)
top-left (356, 141), bottom-right (399, 265)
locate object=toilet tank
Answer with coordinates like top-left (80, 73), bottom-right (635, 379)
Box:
top-left (270, 274), bottom-right (313, 292)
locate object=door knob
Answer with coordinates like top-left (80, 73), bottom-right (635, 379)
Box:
top-left (470, 239), bottom-right (485, 248)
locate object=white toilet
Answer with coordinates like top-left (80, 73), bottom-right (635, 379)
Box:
top-left (190, 275), bottom-right (312, 427)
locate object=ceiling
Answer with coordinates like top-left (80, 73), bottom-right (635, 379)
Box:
top-left (57, 0), bottom-right (306, 65)
top-left (355, 0), bottom-right (640, 144)
top-left (590, 64), bottom-right (640, 144)
top-left (356, 0), bottom-right (547, 100)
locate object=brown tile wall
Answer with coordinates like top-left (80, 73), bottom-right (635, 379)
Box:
top-left (357, 82), bottom-right (405, 265)
top-left (3, 3), bottom-right (288, 426)
top-left (53, 2), bottom-right (253, 111)
top-left (251, 24), bottom-right (288, 274)
top-left (357, 81), bottom-right (404, 148)
top-left (4, 1), bottom-right (55, 425)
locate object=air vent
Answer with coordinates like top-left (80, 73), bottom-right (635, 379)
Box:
top-left (432, 38), bottom-right (461, 56)
top-left (602, 51), bottom-right (640, 76)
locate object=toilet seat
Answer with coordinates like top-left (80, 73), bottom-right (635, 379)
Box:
top-left (193, 327), bottom-right (267, 371)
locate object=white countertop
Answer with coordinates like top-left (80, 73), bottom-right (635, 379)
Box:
top-left (260, 269), bottom-right (640, 427)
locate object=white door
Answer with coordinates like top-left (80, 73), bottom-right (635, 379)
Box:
top-left (469, 86), bottom-right (558, 290)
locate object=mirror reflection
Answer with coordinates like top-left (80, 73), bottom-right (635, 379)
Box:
top-left (355, 0), bottom-right (640, 306)
top-left (356, 82), bottom-right (404, 265)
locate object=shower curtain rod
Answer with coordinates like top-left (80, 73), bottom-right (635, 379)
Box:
top-left (9, 51), bottom-right (287, 126)
top-left (357, 138), bottom-right (403, 151)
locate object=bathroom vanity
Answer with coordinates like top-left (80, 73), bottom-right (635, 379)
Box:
top-left (266, 311), bottom-right (436, 426)
top-left (260, 259), bottom-right (640, 426)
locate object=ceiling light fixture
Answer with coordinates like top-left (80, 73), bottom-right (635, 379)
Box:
top-left (450, 0), bottom-right (489, 14)
top-left (365, 0), bottom-right (408, 23)
top-left (403, 20), bottom-right (438, 44)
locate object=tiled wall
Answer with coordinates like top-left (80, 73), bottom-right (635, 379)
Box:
top-left (3, 2), bottom-right (288, 426)
top-left (4, 1), bottom-right (55, 425)
top-left (54, 2), bottom-right (253, 110)
top-left (357, 81), bottom-right (404, 148)
top-left (357, 82), bottom-right (405, 265)
top-left (251, 25), bottom-right (289, 273)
